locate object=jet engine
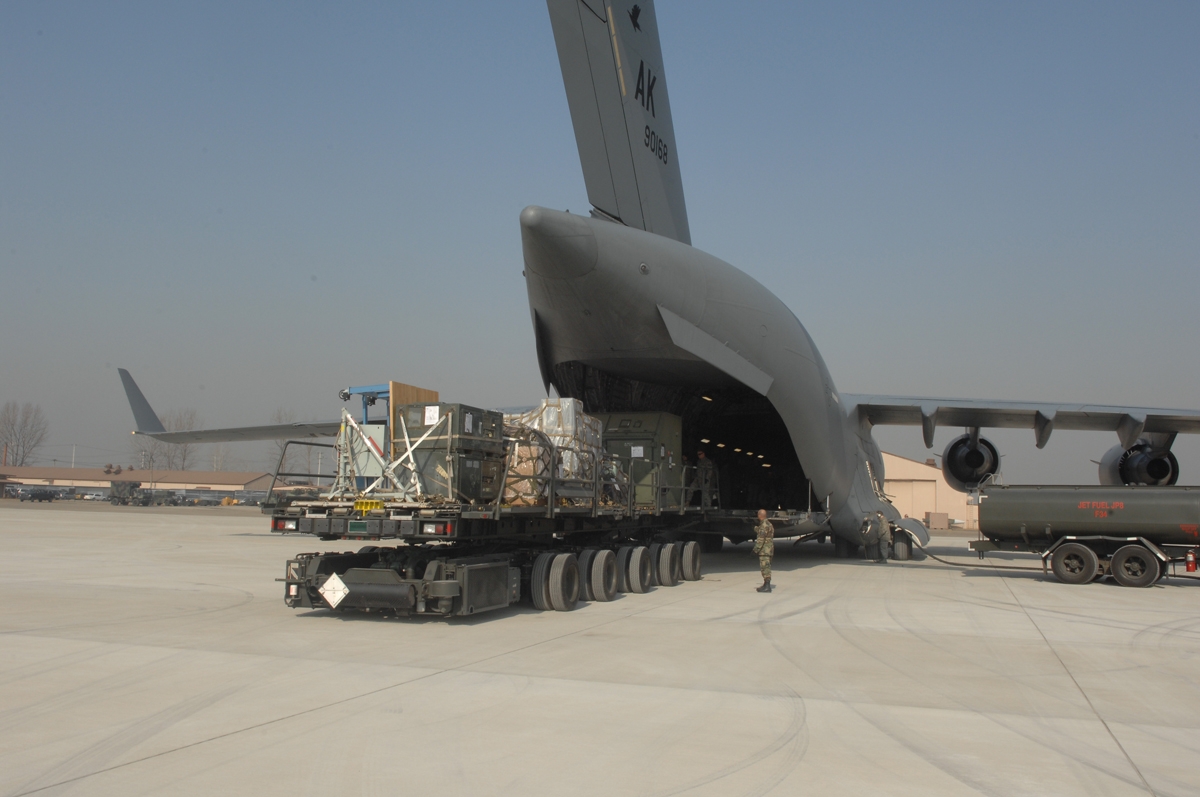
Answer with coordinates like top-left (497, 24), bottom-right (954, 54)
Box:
top-left (1098, 440), bottom-right (1179, 486)
top-left (942, 433), bottom-right (1000, 492)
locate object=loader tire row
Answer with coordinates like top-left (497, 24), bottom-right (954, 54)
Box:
top-left (529, 542), bottom-right (701, 612)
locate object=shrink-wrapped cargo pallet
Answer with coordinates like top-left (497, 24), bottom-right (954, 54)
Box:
top-left (501, 426), bottom-right (552, 506)
top-left (502, 399), bottom-right (605, 506)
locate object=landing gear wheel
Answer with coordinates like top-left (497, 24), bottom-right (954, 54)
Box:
top-left (658, 543), bottom-right (681, 586)
top-left (893, 536), bottom-right (911, 561)
top-left (1050, 543), bottom-right (1100, 585)
top-left (681, 541), bottom-right (702, 580)
top-left (699, 535), bottom-right (723, 554)
top-left (615, 546), bottom-right (634, 592)
top-left (1110, 545), bottom-right (1161, 588)
top-left (864, 540), bottom-right (886, 562)
top-left (834, 536), bottom-right (852, 558)
top-left (591, 549), bottom-right (618, 601)
top-left (531, 552), bottom-right (555, 610)
top-left (627, 546), bottom-right (652, 593)
top-left (577, 548), bottom-right (598, 601)
top-left (548, 553), bottom-right (580, 611)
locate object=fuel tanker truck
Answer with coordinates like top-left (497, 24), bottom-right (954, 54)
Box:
top-left (971, 485), bottom-right (1200, 587)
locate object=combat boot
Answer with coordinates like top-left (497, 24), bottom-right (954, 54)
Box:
top-left (756, 578), bottom-right (771, 593)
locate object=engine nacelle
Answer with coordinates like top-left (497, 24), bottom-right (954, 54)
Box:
top-left (1098, 441), bottom-right (1179, 486)
top-left (942, 433), bottom-right (1001, 492)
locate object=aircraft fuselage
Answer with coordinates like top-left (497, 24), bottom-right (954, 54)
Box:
top-left (521, 205), bottom-right (896, 544)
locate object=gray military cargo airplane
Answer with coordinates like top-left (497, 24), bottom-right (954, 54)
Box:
top-left (121, 0), bottom-right (1200, 558)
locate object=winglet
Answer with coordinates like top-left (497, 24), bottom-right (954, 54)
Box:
top-left (117, 369), bottom-right (166, 433)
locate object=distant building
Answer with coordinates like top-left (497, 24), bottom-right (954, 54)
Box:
top-left (0, 467), bottom-right (274, 494)
top-left (882, 452), bottom-right (978, 530)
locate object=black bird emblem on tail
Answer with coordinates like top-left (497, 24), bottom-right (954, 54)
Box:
top-left (628, 4), bottom-right (642, 31)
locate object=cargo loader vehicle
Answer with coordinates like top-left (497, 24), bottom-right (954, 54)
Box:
top-left (268, 385), bottom-right (829, 618)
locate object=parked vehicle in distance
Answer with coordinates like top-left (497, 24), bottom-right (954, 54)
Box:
top-left (20, 489), bottom-right (56, 503)
top-left (109, 481), bottom-right (149, 506)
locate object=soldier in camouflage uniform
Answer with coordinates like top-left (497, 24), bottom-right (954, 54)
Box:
top-left (752, 508), bottom-right (774, 592)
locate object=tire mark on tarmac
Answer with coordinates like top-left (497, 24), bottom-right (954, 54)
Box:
top-left (830, 588), bottom-right (1161, 794)
top-left (755, 577), bottom-right (1155, 796)
top-left (3, 584), bottom-right (734, 797)
top-left (5, 684), bottom-right (244, 797)
top-left (1001, 579), bottom-right (1156, 796)
top-left (0, 582), bottom-right (256, 639)
top-left (648, 685), bottom-right (807, 797)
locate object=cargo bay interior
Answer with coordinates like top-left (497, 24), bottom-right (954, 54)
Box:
top-left (550, 363), bottom-right (813, 513)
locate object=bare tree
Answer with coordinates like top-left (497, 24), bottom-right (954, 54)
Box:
top-left (0, 402), bottom-right (49, 466)
top-left (130, 433), bottom-right (165, 473)
top-left (161, 408), bottom-right (201, 470)
top-left (210, 441), bottom-right (229, 471)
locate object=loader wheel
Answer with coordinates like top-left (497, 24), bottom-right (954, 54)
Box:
top-left (577, 548), bottom-right (598, 601)
top-left (648, 543), bottom-right (664, 586)
top-left (658, 543), bottom-right (680, 587)
top-left (591, 549), bottom-right (618, 601)
top-left (681, 541), bottom-right (702, 581)
top-left (548, 553), bottom-right (580, 611)
top-left (1050, 543), bottom-right (1099, 585)
top-left (615, 546), bottom-right (634, 592)
top-left (1110, 545), bottom-right (1161, 588)
top-left (893, 536), bottom-right (911, 561)
top-left (671, 542), bottom-right (685, 582)
top-left (531, 552), bottom-right (555, 610)
top-left (628, 546), bottom-right (652, 593)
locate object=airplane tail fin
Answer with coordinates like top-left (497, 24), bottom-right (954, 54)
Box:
top-left (547, 0), bottom-right (691, 244)
top-left (118, 369), bottom-right (167, 433)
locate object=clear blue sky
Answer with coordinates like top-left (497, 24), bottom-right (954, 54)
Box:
top-left (2, 1), bottom-right (1197, 480)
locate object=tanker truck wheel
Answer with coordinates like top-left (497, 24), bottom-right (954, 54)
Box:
top-left (1110, 545), bottom-right (1161, 588)
top-left (1050, 543), bottom-right (1099, 585)
top-left (893, 535), bottom-right (911, 561)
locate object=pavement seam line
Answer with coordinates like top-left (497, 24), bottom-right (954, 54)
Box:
top-left (5, 603), bottom-right (665, 797)
top-left (1001, 578), bottom-right (1156, 796)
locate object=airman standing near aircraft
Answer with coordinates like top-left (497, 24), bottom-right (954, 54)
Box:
top-left (692, 449), bottom-right (715, 508)
top-left (753, 509), bottom-right (774, 592)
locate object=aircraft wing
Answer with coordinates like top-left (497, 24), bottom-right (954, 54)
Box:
top-left (842, 394), bottom-right (1200, 450)
top-left (119, 368), bottom-right (341, 444)
top-left (133, 422), bottom-right (342, 444)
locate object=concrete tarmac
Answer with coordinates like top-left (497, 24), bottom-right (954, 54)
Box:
top-left (2, 501), bottom-right (1198, 796)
